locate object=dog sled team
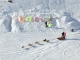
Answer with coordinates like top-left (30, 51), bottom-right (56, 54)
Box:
top-left (22, 39), bottom-right (50, 48)
top-left (22, 31), bottom-right (66, 48)
top-left (22, 29), bottom-right (74, 48)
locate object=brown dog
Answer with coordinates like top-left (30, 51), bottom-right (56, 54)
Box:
top-left (43, 39), bottom-right (47, 42)
top-left (46, 40), bottom-right (49, 42)
top-left (22, 46), bottom-right (24, 48)
top-left (43, 39), bottom-right (50, 43)
top-left (28, 44), bottom-right (33, 46)
top-left (35, 41), bottom-right (40, 45)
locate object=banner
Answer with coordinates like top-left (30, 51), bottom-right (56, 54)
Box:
top-left (26, 16), bottom-right (32, 22)
top-left (18, 16), bottom-right (25, 22)
top-left (34, 17), bottom-right (42, 22)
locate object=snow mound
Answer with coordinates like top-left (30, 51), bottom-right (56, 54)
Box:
top-left (56, 14), bottom-right (80, 30)
top-left (0, 15), bottom-right (12, 32)
top-left (0, 0), bottom-right (80, 32)
top-left (0, 12), bottom-right (80, 33)
top-left (10, 12), bottom-right (80, 32)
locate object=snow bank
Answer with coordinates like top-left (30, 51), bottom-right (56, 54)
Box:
top-left (12, 11), bottom-right (80, 32)
top-left (1, 0), bottom-right (80, 18)
top-left (0, 0), bottom-right (80, 33)
top-left (56, 14), bottom-right (80, 30)
top-left (0, 15), bottom-right (12, 32)
top-left (0, 11), bottom-right (80, 33)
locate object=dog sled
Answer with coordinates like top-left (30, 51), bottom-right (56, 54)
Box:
top-left (57, 36), bottom-right (65, 40)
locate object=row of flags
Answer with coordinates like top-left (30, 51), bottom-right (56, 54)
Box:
top-left (18, 16), bottom-right (57, 27)
top-left (18, 16), bottom-right (42, 22)
top-left (18, 16), bottom-right (56, 22)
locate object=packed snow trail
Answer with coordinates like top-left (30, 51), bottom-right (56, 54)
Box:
top-left (0, 31), bottom-right (80, 60)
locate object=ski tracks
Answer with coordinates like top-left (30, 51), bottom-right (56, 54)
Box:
top-left (0, 39), bottom-right (63, 60)
top-left (31, 40), bottom-right (62, 60)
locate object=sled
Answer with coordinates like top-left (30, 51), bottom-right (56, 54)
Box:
top-left (57, 36), bottom-right (65, 40)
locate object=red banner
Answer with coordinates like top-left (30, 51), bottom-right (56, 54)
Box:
top-left (34, 17), bottom-right (42, 22)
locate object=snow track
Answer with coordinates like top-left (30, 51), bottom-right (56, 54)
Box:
top-left (0, 31), bottom-right (80, 60)
top-left (1, 0), bottom-right (80, 60)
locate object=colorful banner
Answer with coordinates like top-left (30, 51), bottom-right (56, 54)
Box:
top-left (34, 17), bottom-right (42, 22)
top-left (18, 16), bottom-right (25, 22)
top-left (26, 16), bottom-right (32, 22)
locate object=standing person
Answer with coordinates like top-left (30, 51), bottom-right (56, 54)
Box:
top-left (45, 21), bottom-right (48, 27)
top-left (71, 29), bottom-right (74, 32)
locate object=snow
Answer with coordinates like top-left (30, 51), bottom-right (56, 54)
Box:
top-left (0, 0), bottom-right (80, 60)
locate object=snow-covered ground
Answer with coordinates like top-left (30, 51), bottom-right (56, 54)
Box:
top-left (0, 0), bottom-right (80, 60)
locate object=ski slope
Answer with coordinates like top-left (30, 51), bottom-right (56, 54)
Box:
top-left (0, 0), bottom-right (80, 60)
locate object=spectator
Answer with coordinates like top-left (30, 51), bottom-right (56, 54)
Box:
top-left (45, 21), bottom-right (48, 27)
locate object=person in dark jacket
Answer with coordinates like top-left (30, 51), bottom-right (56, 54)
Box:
top-left (71, 29), bottom-right (74, 32)
top-left (45, 21), bottom-right (48, 27)
top-left (62, 32), bottom-right (64, 36)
